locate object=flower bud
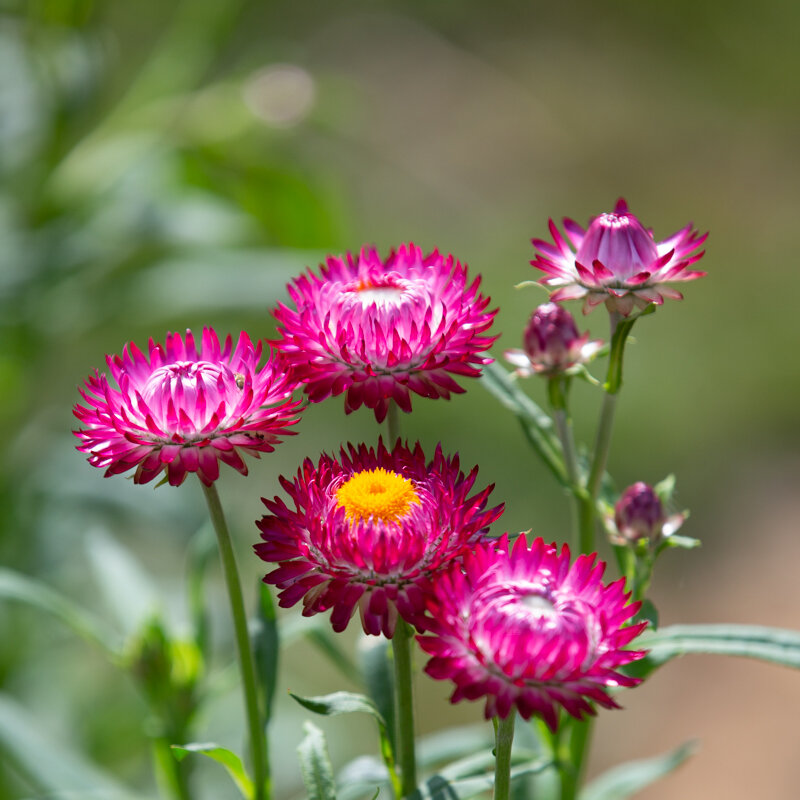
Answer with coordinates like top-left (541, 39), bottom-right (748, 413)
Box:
top-left (614, 482), bottom-right (665, 542)
top-left (576, 211), bottom-right (659, 281)
top-left (505, 302), bottom-right (602, 376)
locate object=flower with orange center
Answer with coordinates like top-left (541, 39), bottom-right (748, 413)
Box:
top-left (254, 440), bottom-right (503, 637)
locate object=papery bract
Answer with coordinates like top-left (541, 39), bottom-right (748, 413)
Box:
top-left (254, 439), bottom-right (503, 637)
top-left (74, 328), bottom-right (302, 486)
top-left (273, 243), bottom-right (497, 422)
top-left (505, 302), bottom-right (602, 376)
top-left (531, 198), bottom-right (707, 316)
top-left (612, 482), bottom-right (685, 545)
top-left (417, 535), bottom-right (647, 730)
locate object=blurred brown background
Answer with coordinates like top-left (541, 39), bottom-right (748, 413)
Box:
top-left (1, 0), bottom-right (799, 798)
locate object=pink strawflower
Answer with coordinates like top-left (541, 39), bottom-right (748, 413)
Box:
top-left (417, 535), bottom-right (647, 730)
top-left (611, 482), bottom-right (685, 545)
top-left (273, 243), bottom-right (497, 422)
top-left (505, 302), bottom-right (603, 376)
top-left (254, 439), bottom-right (503, 637)
top-left (531, 198), bottom-right (707, 316)
top-left (74, 329), bottom-right (302, 487)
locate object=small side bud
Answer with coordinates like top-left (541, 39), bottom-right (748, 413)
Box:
top-left (505, 302), bottom-right (602, 376)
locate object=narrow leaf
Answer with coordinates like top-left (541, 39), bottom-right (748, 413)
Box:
top-left (292, 692), bottom-right (399, 797)
top-left (0, 694), bottom-right (141, 798)
top-left (637, 623), bottom-right (800, 673)
top-left (0, 568), bottom-right (120, 655)
top-left (172, 742), bottom-right (253, 799)
top-left (479, 362), bottom-right (567, 487)
top-left (580, 740), bottom-right (696, 800)
top-left (186, 523), bottom-right (216, 657)
top-left (297, 721), bottom-right (337, 800)
top-left (282, 615), bottom-right (359, 681)
top-left (358, 637), bottom-right (395, 752)
top-left (253, 582), bottom-right (279, 722)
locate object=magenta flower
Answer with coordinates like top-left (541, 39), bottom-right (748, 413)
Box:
top-left (611, 482), bottom-right (685, 545)
top-left (74, 328), bottom-right (302, 487)
top-left (254, 440), bottom-right (503, 637)
top-left (417, 535), bottom-right (647, 730)
top-left (273, 243), bottom-right (497, 422)
top-left (531, 198), bottom-right (707, 316)
top-left (505, 302), bottom-right (603, 376)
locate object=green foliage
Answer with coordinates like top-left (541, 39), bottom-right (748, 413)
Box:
top-left (297, 722), bottom-right (338, 800)
top-left (172, 743), bottom-right (254, 799)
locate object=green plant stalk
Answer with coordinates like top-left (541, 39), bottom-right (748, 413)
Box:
top-left (387, 401), bottom-right (401, 445)
top-left (153, 735), bottom-right (192, 800)
top-left (558, 718), bottom-right (592, 800)
top-left (493, 713), bottom-right (516, 800)
top-left (201, 482), bottom-right (269, 800)
top-left (392, 621), bottom-right (417, 797)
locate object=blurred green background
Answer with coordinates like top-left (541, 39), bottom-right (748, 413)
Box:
top-left (1, 0), bottom-right (799, 798)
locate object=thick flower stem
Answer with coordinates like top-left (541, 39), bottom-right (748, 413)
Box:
top-left (153, 735), bottom-right (192, 800)
top-left (493, 713), bottom-right (516, 800)
top-left (392, 620), bottom-right (417, 797)
top-left (387, 401), bottom-right (401, 445)
top-left (201, 482), bottom-right (270, 800)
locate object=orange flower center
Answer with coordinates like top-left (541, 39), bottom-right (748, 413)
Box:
top-left (336, 468), bottom-right (420, 523)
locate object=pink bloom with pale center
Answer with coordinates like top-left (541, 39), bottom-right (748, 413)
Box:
top-left (417, 535), bottom-right (647, 730)
top-left (531, 198), bottom-right (707, 316)
top-left (254, 439), bottom-right (503, 637)
top-left (273, 243), bottom-right (497, 422)
top-left (74, 328), bottom-right (302, 486)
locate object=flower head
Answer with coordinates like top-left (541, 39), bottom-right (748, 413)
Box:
top-left (254, 439), bottom-right (503, 637)
top-left (611, 482), bottom-right (685, 545)
top-left (273, 243), bottom-right (497, 422)
top-left (531, 198), bottom-right (707, 316)
top-left (74, 328), bottom-right (302, 486)
top-left (417, 535), bottom-right (647, 730)
top-left (505, 302), bottom-right (603, 376)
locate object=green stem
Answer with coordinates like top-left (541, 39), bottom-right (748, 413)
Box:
top-left (558, 719), bottom-right (592, 800)
top-left (153, 735), bottom-right (192, 800)
top-left (392, 620), bottom-right (417, 797)
top-left (493, 714), bottom-right (516, 800)
top-left (386, 401), bottom-right (400, 445)
top-left (201, 482), bottom-right (269, 800)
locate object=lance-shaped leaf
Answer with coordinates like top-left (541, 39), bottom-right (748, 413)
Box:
top-left (282, 615), bottom-right (359, 682)
top-left (632, 623), bottom-right (800, 679)
top-left (358, 636), bottom-right (395, 752)
top-left (297, 721), bottom-right (337, 800)
top-left (292, 691), bottom-right (399, 796)
top-left (579, 740), bottom-right (696, 800)
top-left (253, 582), bottom-right (279, 722)
top-left (0, 568), bottom-right (120, 655)
top-left (172, 742), bottom-right (253, 799)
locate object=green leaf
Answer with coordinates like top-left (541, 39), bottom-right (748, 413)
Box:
top-left (635, 598), bottom-right (659, 630)
top-left (291, 691), bottom-right (399, 797)
top-left (579, 740), bottom-right (696, 800)
top-left (358, 636), bottom-right (395, 752)
top-left (408, 758), bottom-right (551, 800)
top-left (479, 361), bottom-right (567, 487)
top-left (85, 529), bottom-right (161, 637)
top-left (417, 725), bottom-right (493, 769)
top-left (0, 568), bottom-right (120, 655)
top-left (253, 582), bottom-right (279, 722)
top-left (172, 742), bottom-right (253, 799)
top-left (297, 721), bottom-right (337, 800)
top-left (657, 534), bottom-right (700, 552)
top-left (636, 624), bottom-right (800, 675)
top-left (0, 694), bottom-right (142, 798)
top-left (653, 474), bottom-right (676, 504)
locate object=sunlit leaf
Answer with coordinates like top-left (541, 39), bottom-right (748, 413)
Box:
top-left (253, 582), bottom-right (279, 722)
top-left (172, 742), bottom-right (253, 799)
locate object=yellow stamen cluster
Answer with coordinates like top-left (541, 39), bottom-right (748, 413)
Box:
top-left (336, 468), bottom-right (420, 524)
